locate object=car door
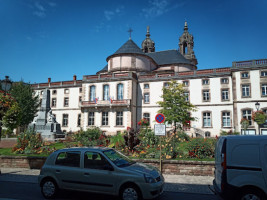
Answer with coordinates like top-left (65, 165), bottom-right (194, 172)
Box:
top-left (53, 151), bottom-right (84, 190)
top-left (79, 151), bottom-right (119, 194)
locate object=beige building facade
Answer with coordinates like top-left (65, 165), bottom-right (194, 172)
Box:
top-left (32, 23), bottom-right (267, 137)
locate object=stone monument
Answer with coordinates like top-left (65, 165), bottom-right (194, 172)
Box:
top-left (30, 89), bottom-right (63, 141)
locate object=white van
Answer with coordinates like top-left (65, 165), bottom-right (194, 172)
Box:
top-left (213, 135), bottom-right (267, 200)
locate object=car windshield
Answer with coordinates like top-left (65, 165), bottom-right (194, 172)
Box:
top-left (103, 149), bottom-right (135, 168)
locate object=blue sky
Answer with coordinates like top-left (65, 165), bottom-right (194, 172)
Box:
top-left (0, 0), bottom-right (267, 83)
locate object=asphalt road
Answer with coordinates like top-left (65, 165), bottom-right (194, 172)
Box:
top-left (0, 181), bottom-right (220, 200)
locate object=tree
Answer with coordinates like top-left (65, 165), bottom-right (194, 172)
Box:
top-left (0, 92), bottom-right (20, 140)
top-left (10, 81), bottom-right (39, 131)
top-left (157, 80), bottom-right (197, 132)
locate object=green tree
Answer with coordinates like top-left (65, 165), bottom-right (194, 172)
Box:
top-left (157, 80), bottom-right (197, 132)
top-left (10, 81), bottom-right (39, 131)
top-left (0, 92), bottom-right (20, 140)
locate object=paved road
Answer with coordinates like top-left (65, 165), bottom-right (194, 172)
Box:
top-left (0, 181), bottom-right (220, 200)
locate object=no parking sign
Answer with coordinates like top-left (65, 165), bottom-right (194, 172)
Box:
top-left (155, 113), bottom-right (165, 123)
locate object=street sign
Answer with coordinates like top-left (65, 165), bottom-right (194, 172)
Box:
top-left (154, 124), bottom-right (166, 136)
top-left (155, 113), bottom-right (165, 123)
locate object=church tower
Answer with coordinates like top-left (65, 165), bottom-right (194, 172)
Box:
top-left (179, 21), bottom-right (198, 66)
top-left (142, 26), bottom-right (155, 53)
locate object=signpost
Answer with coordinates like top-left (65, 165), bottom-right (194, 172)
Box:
top-left (155, 114), bottom-right (166, 172)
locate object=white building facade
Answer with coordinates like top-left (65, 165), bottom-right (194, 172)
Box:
top-left (32, 23), bottom-right (267, 137)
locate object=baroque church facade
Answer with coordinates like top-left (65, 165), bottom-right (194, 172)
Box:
top-left (32, 22), bottom-right (267, 137)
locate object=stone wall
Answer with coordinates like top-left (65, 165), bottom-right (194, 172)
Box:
top-left (0, 156), bottom-right (214, 176)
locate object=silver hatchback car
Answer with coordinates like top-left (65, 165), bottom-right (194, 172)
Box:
top-left (38, 147), bottom-right (164, 200)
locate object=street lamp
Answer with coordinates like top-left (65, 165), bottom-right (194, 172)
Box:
top-left (0, 76), bottom-right (12, 141)
top-left (255, 101), bottom-right (260, 135)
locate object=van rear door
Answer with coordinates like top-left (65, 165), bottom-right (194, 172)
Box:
top-left (214, 136), bottom-right (226, 193)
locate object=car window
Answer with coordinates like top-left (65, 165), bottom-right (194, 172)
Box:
top-left (55, 151), bottom-right (81, 168)
top-left (84, 151), bottom-right (110, 170)
top-left (103, 149), bottom-right (135, 167)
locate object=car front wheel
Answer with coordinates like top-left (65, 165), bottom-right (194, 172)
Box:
top-left (41, 179), bottom-right (58, 199)
top-left (120, 184), bottom-right (142, 200)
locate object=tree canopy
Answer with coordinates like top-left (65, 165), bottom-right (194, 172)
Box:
top-left (157, 80), bottom-right (197, 132)
top-left (10, 81), bottom-right (39, 129)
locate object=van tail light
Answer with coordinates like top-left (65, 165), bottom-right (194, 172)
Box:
top-left (221, 153), bottom-right (227, 170)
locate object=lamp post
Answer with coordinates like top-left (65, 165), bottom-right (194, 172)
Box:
top-left (0, 76), bottom-right (12, 141)
top-left (255, 101), bottom-right (260, 135)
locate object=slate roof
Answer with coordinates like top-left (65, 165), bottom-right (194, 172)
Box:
top-left (113, 39), bottom-right (144, 55)
top-left (146, 50), bottom-right (191, 65)
top-left (97, 64), bottom-right (108, 74)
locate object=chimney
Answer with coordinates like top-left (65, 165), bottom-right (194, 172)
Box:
top-left (73, 75), bottom-right (77, 81)
top-left (48, 77), bottom-right (51, 83)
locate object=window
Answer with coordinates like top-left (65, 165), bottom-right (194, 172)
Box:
top-left (53, 114), bottom-right (56, 121)
top-left (164, 82), bottom-right (169, 88)
top-left (183, 81), bottom-right (189, 86)
top-left (222, 89), bottom-right (229, 101)
top-left (52, 90), bottom-right (57, 95)
top-left (79, 87), bottom-right (82, 93)
top-left (144, 93), bottom-right (150, 103)
top-left (242, 85), bottom-right (250, 97)
top-left (202, 79), bottom-right (209, 85)
top-left (55, 151), bottom-right (80, 167)
top-left (203, 90), bottom-right (210, 101)
top-left (116, 111), bottom-right (123, 126)
top-left (203, 112), bottom-right (211, 127)
top-left (222, 112), bottom-right (231, 127)
top-left (103, 85), bottom-right (109, 100)
top-left (102, 112), bottom-right (108, 126)
top-left (64, 89), bottom-right (69, 94)
top-left (62, 114), bottom-right (68, 127)
top-left (262, 84), bottom-right (267, 96)
top-left (242, 109), bottom-right (252, 125)
top-left (261, 71), bottom-right (267, 77)
top-left (88, 112), bottom-right (94, 126)
top-left (241, 72), bottom-right (249, 78)
top-left (64, 97), bottom-right (69, 107)
top-left (117, 84), bottom-right (124, 100)
top-left (144, 84), bottom-right (149, 89)
top-left (51, 98), bottom-right (56, 107)
top-left (143, 113), bottom-right (150, 125)
top-left (184, 91), bottom-right (189, 102)
top-left (221, 78), bottom-right (229, 84)
top-left (77, 114), bottom-right (81, 127)
top-left (89, 85), bottom-right (96, 101)
top-left (205, 131), bottom-right (211, 137)
top-left (84, 152), bottom-right (110, 170)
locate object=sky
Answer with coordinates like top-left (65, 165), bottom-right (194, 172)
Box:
top-left (0, 0), bottom-right (267, 83)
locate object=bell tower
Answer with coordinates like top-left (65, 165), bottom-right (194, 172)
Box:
top-left (142, 26), bottom-right (155, 53)
top-left (179, 21), bottom-right (198, 66)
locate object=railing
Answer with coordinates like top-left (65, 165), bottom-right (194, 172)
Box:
top-left (232, 59), bottom-right (267, 68)
top-left (80, 99), bottom-right (131, 107)
top-left (83, 72), bottom-right (134, 81)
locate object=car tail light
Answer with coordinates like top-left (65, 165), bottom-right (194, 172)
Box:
top-left (221, 153), bottom-right (227, 170)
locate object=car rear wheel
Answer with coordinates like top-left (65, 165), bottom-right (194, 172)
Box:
top-left (41, 179), bottom-right (58, 199)
top-left (120, 184), bottom-right (142, 200)
top-left (240, 188), bottom-right (265, 200)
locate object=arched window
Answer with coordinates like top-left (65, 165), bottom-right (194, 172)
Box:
top-left (117, 84), bottom-right (123, 100)
top-left (103, 85), bottom-right (109, 100)
top-left (89, 85), bottom-right (96, 101)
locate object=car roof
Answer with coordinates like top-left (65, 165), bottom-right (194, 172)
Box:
top-left (55, 146), bottom-right (113, 153)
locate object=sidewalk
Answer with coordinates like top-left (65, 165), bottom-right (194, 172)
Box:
top-left (0, 168), bottom-right (214, 194)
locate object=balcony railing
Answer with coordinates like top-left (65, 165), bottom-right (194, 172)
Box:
top-left (80, 99), bottom-right (131, 107)
top-left (232, 59), bottom-right (267, 68)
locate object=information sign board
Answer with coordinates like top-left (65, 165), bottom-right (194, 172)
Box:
top-left (154, 124), bottom-right (166, 136)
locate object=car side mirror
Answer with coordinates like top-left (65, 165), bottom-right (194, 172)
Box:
top-left (104, 164), bottom-right (114, 171)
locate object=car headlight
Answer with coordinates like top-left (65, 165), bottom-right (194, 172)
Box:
top-left (144, 174), bottom-right (156, 183)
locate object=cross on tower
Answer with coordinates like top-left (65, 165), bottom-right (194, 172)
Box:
top-left (128, 28), bottom-right (133, 39)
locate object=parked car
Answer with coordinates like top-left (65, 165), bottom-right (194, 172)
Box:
top-left (213, 135), bottom-right (267, 200)
top-left (38, 147), bottom-right (164, 200)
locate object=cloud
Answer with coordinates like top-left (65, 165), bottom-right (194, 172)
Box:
top-left (32, 1), bottom-right (57, 18)
top-left (104, 5), bottom-right (124, 21)
top-left (142, 0), bottom-right (185, 19)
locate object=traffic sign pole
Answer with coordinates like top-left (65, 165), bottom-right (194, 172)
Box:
top-left (155, 114), bottom-right (165, 173)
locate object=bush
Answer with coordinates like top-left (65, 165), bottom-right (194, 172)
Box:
top-left (109, 132), bottom-right (125, 149)
top-left (176, 131), bottom-right (190, 141)
top-left (12, 128), bottom-right (43, 154)
top-left (186, 138), bottom-right (215, 159)
top-left (220, 130), bottom-right (240, 136)
top-left (74, 127), bottom-right (105, 147)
